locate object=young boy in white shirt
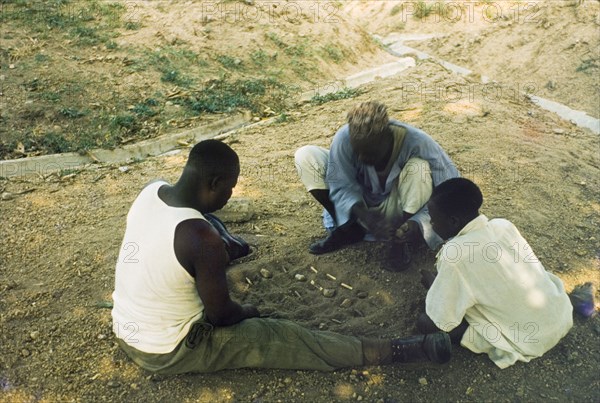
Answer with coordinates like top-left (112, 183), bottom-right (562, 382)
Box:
top-left (417, 178), bottom-right (573, 369)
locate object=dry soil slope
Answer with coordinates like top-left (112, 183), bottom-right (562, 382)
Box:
top-left (342, 0), bottom-right (600, 118)
top-left (0, 0), bottom-right (395, 159)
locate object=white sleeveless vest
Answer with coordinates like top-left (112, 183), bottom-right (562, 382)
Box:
top-left (112, 181), bottom-right (204, 354)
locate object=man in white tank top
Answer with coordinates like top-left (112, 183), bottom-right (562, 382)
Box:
top-left (112, 140), bottom-right (452, 374)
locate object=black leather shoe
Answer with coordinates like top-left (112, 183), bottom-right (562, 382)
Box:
top-left (391, 332), bottom-right (451, 364)
top-left (422, 332), bottom-right (452, 364)
top-left (309, 223), bottom-right (365, 255)
top-left (204, 213), bottom-right (250, 261)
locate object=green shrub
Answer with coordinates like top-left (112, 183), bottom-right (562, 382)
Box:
top-left (111, 114), bottom-right (136, 130)
top-left (60, 108), bottom-right (86, 118)
top-left (124, 21), bottom-right (141, 30)
top-left (217, 55), bottom-right (242, 69)
top-left (323, 44), bottom-right (343, 62)
top-left (40, 132), bottom-right (70, 154)
top-left (310, 87), bottom-right (361, 105)
top-left (181, 78), bottom-right (290, 114)
top-left (251, 50), bottom-right (269, 66)
top-left (414, 1), bottom-right (433, 19)
top-left (133, 103), bottom-right (157, 117)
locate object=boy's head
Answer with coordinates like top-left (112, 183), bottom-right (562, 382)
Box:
top-left (428, 178), bottom-right (483, 240)
top-left (184, 140), bottom-right (240, 212)
top-left (347, 101), bottom-right (392, 166)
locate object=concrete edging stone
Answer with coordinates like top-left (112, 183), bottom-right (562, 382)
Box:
top-left (0, 112), bottom-right (251, 178)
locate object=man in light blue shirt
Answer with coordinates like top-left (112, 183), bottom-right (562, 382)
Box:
top-left (295, 101), bottom-right (459, 269)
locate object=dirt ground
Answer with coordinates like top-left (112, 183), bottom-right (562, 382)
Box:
top-left (1, 1), bottom-right (600, 402)
top-left (1, 59), bottom-right (599, 401)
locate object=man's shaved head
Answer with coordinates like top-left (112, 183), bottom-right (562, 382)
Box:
top-left (430, 178), bottom-right (483, 218)
top-left (185, 139), bottom-right (240, 180)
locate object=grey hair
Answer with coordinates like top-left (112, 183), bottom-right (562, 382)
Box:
top-left (347, 101), bottom-right (389, 143)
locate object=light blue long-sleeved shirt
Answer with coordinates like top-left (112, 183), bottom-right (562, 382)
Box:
top-left (325, 119), bottom-right (459, 249)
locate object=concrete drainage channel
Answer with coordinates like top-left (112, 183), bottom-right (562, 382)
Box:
top-left (1, 35), bottom-right (597, 179)
top-left (379, 33), bottom-right (600, 135)
top-left (0, 112), bottom-right (253, 179)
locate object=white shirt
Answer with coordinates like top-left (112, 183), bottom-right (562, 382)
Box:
top-left (112, 181), bottom-right (204, 354)
top-left (426, 215), bottom-right (573, 368)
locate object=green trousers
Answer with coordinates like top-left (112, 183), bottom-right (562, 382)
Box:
top-left (117, 318), bottom-right (374, 374)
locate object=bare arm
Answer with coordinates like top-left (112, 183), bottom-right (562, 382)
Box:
top-left (174, 219), bottom-right (259, 326)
